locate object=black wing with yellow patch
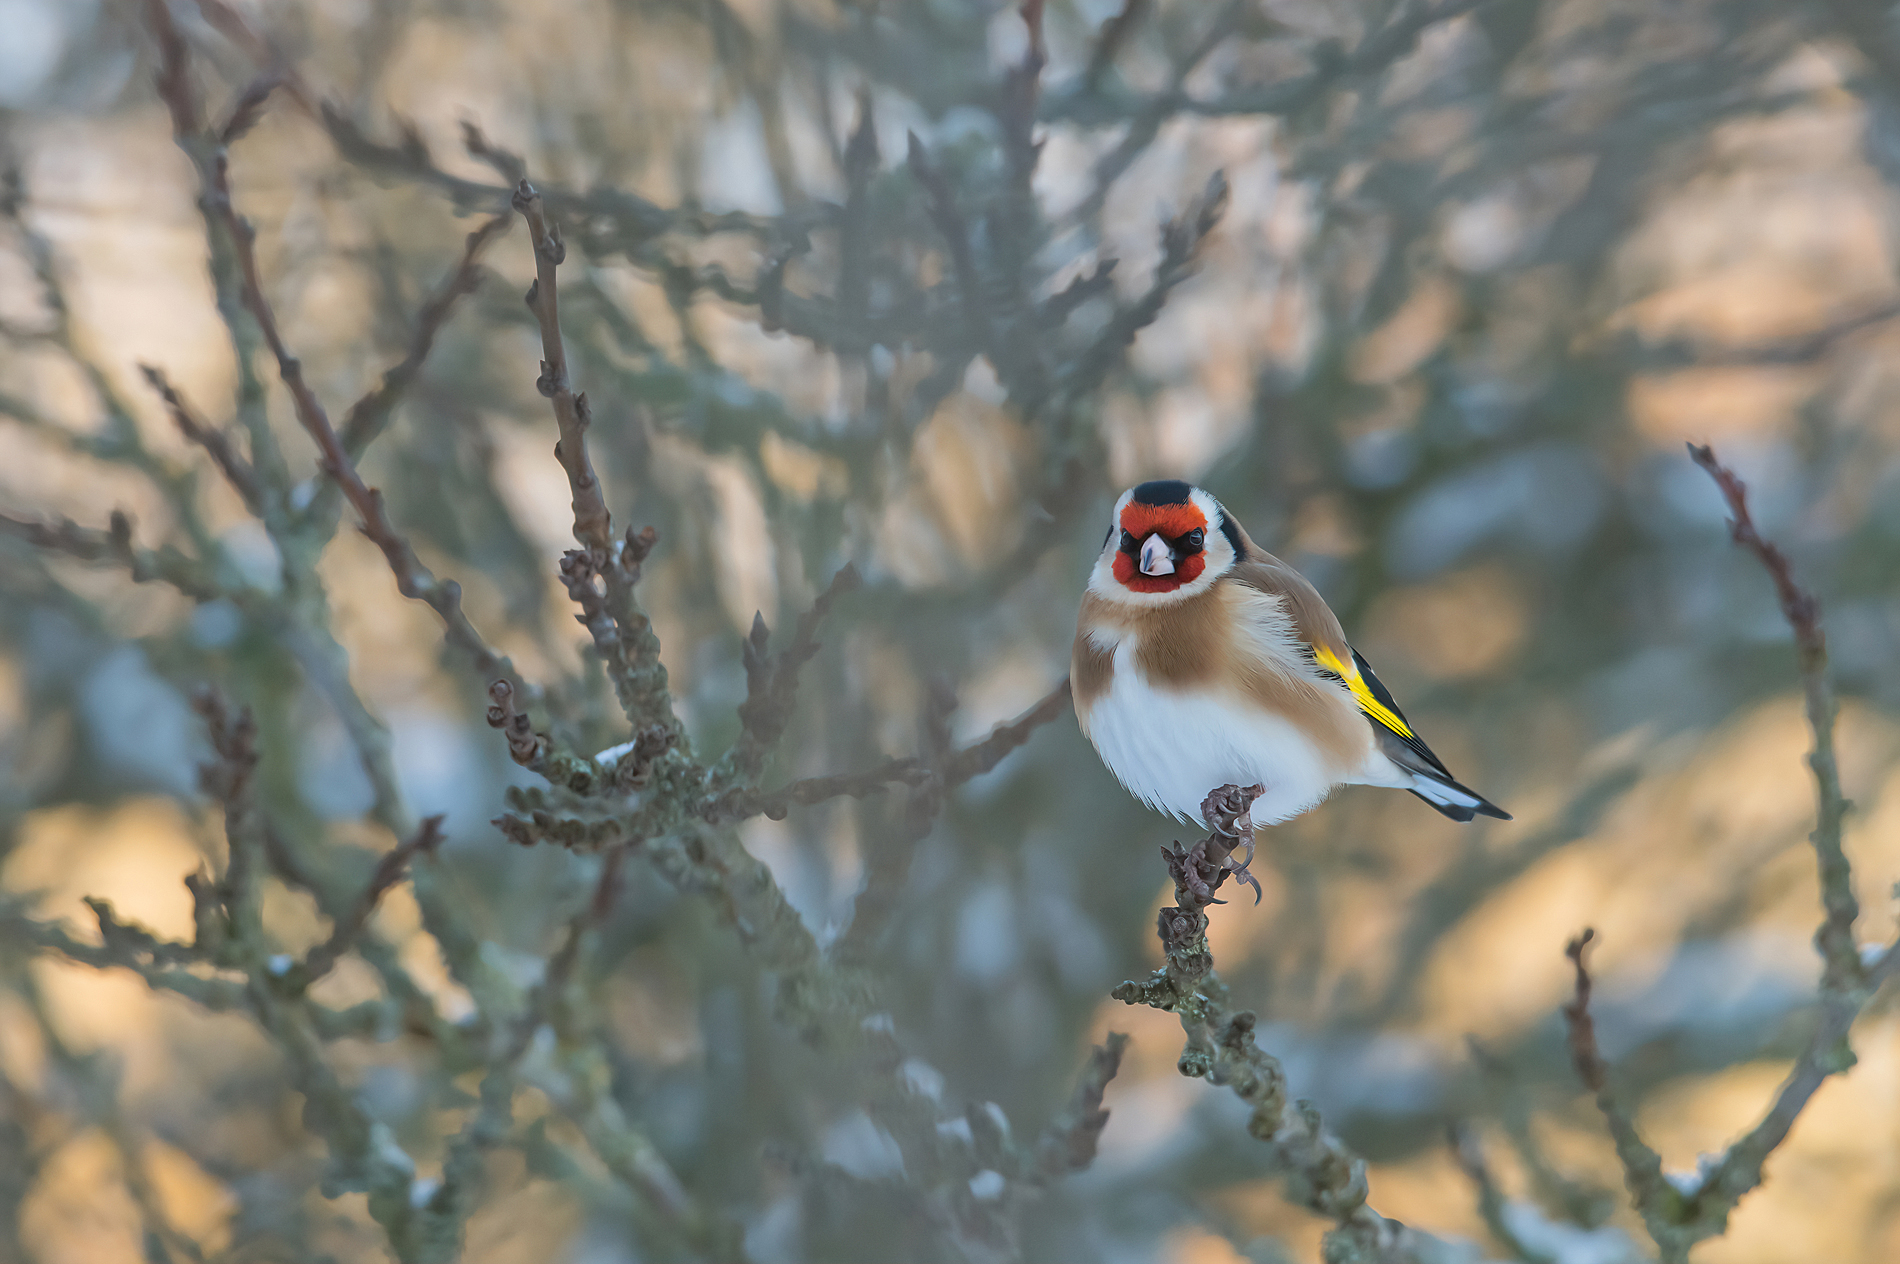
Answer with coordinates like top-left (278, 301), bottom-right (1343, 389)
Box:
top-left (1311, 644), bottom-right (1451, 775)
top-left (1316, 644), bottom-right (1511, 820)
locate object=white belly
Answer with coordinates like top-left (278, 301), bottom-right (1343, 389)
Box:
top-left (1083, 649), bottom-right (1351, 827)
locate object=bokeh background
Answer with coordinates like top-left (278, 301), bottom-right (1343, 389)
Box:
top-left (5, 0), bottom-right (1900, 1260)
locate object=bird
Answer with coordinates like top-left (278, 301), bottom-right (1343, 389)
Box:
top-left (1072, 479), bottom-right (1509, 853)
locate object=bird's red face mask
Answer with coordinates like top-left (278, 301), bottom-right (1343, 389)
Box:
top-left (1113, 501), bottom-right (1208, 593)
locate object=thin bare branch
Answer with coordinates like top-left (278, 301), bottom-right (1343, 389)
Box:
top-left (1083, 0), bottom-right (1151, 91)
top-left (146, 0), bottom-right (203, 138)
top-left (512, 179), bottom-right (613, 552)
top-left (1034, 1032), bottom-right (1127, 1179)
top-left (725, 564), bottom-right (863, 782)
top-left (1561, 930), bottom-right (1671, 1206)
top-left (201, 156), bottom-right (513, 679)
top-left (0, 510), bottom-right (223, 600)
top-left (139, 363), bottom-right (264, 513)
top-left (335, 213), bottom-right (511, 459)
top-left (704, 756), bottom-right (931, 824)
top-left (297, 816), bottom-right (446, 986)
top-left (907, 135), bottom-right (991, 354)
top-left (1448, 1123), bottom-right (1559, 1264)
top-left (218, 70), bottom-right (281, 145)
top-left (942, 679), bottom-right (1073, 787)
top-left (143, 0), bottom-right (519, 686)
top-left (1688, 443), bottom-right (1857, 991)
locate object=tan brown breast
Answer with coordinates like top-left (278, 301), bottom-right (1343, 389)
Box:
top-left (1072, 582), bottom-right (1367, 771)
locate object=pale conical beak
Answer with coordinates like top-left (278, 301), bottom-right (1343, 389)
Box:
top-left (1139, 532), bottom-right (1175, 576)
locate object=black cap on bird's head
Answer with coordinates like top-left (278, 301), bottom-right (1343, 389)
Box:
top-left (1130, 479), bottom-right (1195, 507)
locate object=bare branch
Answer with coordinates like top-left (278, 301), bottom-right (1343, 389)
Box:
top-left (907, 135), bottom-right (991, 354)
top-left (1624, 301), bottom-right (1900, 369)
top-left (725, 564), bottom-right (862, 783)
top-left (459, 119), bottom-right (526, 186)
top-left (1448, 1123), bottom-right (1559, 1264)
top-left (142, 1), bottom-right (519, 686)
top-left (199, 154), bottom-right (513, 679)
top-left (145, 0), bottom-right (203, 138)
top-left (512, 179), bottom-right (613, 552)
top-left (335, 213), bottom-right (511, 459)
top-left (217, 70), bottom-right (280, 145)
top-left (942, 679), bottom-right (1073, 788)
top-left (1557, 928), bottom-right (1775, 1261)
top-left (836, 89), bottom-right (878, 353)
top-left (1003, 0), bottom-right (1049, 181)
top-left (296, 816), bottom-right (446, 986)
top-left (190, 0), bottom-right (322, 118)
top-left (704, 756), bottom-right (931, 824)
top-left (1034, 1032), bottom-right (1127, 1179)
top-left (0, 510), bottom-right (223, 600)
top-left (139, 363), bottom-right (264, 514)
top-left (1689, 443), bottom-right (1857, 992)
top-left (1083, 0), bottom-right (1151, 91)
top-left (1061, 171), bottom-right (1228, 398)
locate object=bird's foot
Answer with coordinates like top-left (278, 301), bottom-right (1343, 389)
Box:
top-left (1201, 783), bottom-right (1265, 838)
top-left (1162, 840), bottom-right (1228, 906)
top-left (1166, 785), bottom-right (1269, 911)
top-left (1170, 783), bottom-right (1261, 900)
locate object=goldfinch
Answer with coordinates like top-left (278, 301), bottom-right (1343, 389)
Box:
top-left (1073, 480), bottom-right (1510, 833)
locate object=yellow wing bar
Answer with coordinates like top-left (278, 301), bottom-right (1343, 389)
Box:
top-left (1313, 645), bottom-right (1416, 740)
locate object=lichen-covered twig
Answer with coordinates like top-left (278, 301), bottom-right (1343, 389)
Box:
top-left (556, 524), bottom-right (675, 734)
top-left (1114, 782), bottom-right (1432, 1263)
top-left (193, 686), bottom-right (265, 955)
top-left (485, 679), bottom-right (550, 768)
top-left (509, 178), bottom-right (680, 733)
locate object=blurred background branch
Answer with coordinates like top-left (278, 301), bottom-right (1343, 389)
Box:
top-left (3, 0), bottom-right (1900, 1261)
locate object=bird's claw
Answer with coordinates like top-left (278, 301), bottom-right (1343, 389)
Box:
top-left (1226, 861), bottom-right (1263, 906)
top-left (1222, 834), bottom-right (1262, 906)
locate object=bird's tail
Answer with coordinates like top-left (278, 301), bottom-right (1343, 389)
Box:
top-left (1406, 771), bottom-right (1511, 822)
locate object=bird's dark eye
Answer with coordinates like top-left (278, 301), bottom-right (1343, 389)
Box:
top-left (1119, 530), bottom-right (1137, 554)
top-left (1180, 528), bottom-right (1204, 551)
